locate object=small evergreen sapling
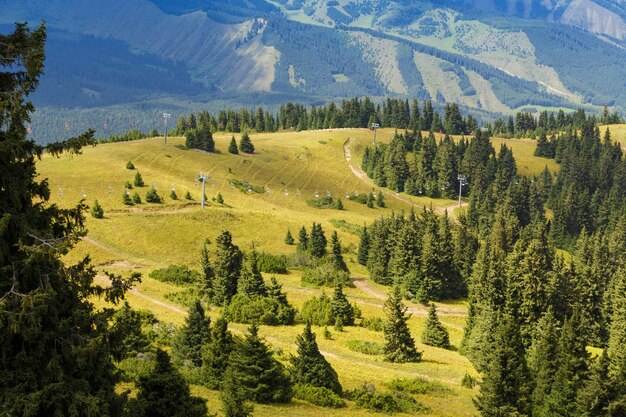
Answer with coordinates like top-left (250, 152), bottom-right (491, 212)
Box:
top-left (91, 200), bottom-right (104, 218)
top-left (421, 303), bottom-right (450, 349)
top-left (170, 189), bottom-right (178, 200)
top-left (377, 191), bottom-right (385, 207)
top-left (216, 192), bottom-right (224, 204)
top-left (122, 192), bottom-right (133, 205)
top-left (285, 229), bottom-right (295, 245)
top-left (228, 136), bottom-right (239, 154)
top-left (126, 161), bottom-right (135, 169)
top-left (134, 171), bottom-right (145, 187)
top-left (184, 190), bottom-right (192, 200)
top-left (133, 192), bottom-right (142, 204)
top-left (145, 186), bottom-right (162, 203)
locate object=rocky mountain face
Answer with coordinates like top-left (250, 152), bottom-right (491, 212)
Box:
top-left (1, 0), bottom-right (625, 136)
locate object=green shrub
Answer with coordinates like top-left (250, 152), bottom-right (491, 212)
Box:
top-left (256, 252), bottom-right (288, 274)
top-left (124, 180), bottom-right (133, 189)
top-left (461, 373), bottom-right (477, 389)
top-left (306, 195), bottom-right (336, 209)
top-left (346, 340), bottom-right (384, 356)
top-left (164, 288), bottom-right (201, 308)
top-left (348, 386), bottom-right (430, 414)
top-left (301, 263), bottom-right (351, 287)
top-left (122, 192), bottom-right (133, 205)
top-left (117, 353), bottom-right (156, 382)
top-left (329, 219), bottom-right (362, 236)
top-left (360, 317), bottom-right (383, 331)
top-left (299, 293), bottom-right (334, 326)
top-left (293, 384), bottom-right (345, 408)
top-left (228, 179), bottom-right (264, 193)
top-left (227, 294), bottom-right (295, 325)
top-left (384, 377), bottom-right (450, 395)
top-left (148, 265), bottom-right (200, 285)
top-left (126, 161), bottom-right (135, 169)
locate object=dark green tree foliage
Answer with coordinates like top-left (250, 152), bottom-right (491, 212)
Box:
top-left (212, 230), bottom-right (243, 306)
top-left (221, 364), bottom-right (253, 417)
top-left (297, 226), bottom-right (309, 252)
top-left (239, 131), bottom-right (255, 153)
top-left (128, 349), bottom-right (207, 417)
top-left (474, 312), bottom-right (531, 417)
top-left (227, 325), bottom-right (292, 403)
top-left (331, 284), bottom-right (355, 326)
top-left (576, 350), bottom-right (614, 417)
top-left (174, 300), bottom-right (211, 367)
top-left (123, 191), bottom-right (133, 205)
top-left (237, 250), bottom-right (267, 297)
top-left (169, 189), bottom-right (178, 200)
top-left (527, 311), bottom-right (560, 415)
top-left (285, 229), bottom-right (295, 245)
top-left (133, 191), bottom-right (142, 203)
top-left (383, 286), bottom-right (422, 363)
top-left (228, 136), bottom-right (239, 154)
top-left (544, 310), bottom-right (589, 417)
top-left (309, 222), bottom-right (327, 258)
top-left (357, 225), bottom-right (370, 266)
top-left (290, 324), bottom-right (342, 395)
top-left (201, 317), bottom-right (234, 390)
top-left (126, 160), bottom-right (135, 169)
top-left (186, 124), bottom-right (215, 152)
top-left (330, 231), bottom-right (348, 272)
top-left (421, 303), bottom-right (450, 349)
top-left (383, 135), bottom-right (409, 192)
top-left (0, 23), bottom-right (140, 417)
top-left (91, 199), bottom-right (104, 218)
top-left (376, 191), bottom-right (385, 207)
top-left (109, 302), bottom-right (151, 361)
top-left (145, 186), bottom-right (162, 203)
top-left (134, 171), bottom-right (145, 187)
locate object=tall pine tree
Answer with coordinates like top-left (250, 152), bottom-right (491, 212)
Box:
top-left (383, 286), bottom-right (422, 363)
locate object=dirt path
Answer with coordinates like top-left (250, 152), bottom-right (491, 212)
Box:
top-left (343, 138), bottom-right (467, 215)
top-left (352, 278), bottom-right (466, 322)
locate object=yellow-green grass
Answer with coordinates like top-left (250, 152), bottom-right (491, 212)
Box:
top-left (600, 124), bottom-right (626, 149)
top-left (35, 127), bottom-right (560, 416)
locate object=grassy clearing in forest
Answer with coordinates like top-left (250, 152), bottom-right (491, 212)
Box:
top-left (39, 128), bottom-right (550, 416)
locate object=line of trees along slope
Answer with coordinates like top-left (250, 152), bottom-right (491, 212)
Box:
top-left (357, 108), bottom-right (626, 415)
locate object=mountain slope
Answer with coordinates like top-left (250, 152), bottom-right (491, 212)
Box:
top-left (1, 0), bottom-right (625, 137)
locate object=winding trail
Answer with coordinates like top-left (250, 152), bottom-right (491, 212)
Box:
top-left (343, 138), bottom-right (467, 215)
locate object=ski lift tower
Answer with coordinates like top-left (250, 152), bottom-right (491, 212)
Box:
top-left (163, 113), bottom-right (171, 145)
top-left (371, 123), bottom-right (380, 147)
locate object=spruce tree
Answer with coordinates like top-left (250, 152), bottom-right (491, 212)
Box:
top-left (145, 186), bottom-right (162, 203)
top-left (0, 22), bottom-right (138, 416)
top-left (284, 229), bottom-right (295, 245)
top-left (330, 231), bottom-right (348, 272)
top-left (169, 189), bottom-right (178, 200)
top-left (91, 199), bottom-right (104, 218)
top-left (237, 250), bottom-right (267, 297)
top-left (331, 284), bottom-right (355, 326)
top-left (474, 312), bottom-right (532, 417)
top-left (357, 225), bottom-right (370, 266)
top-left (227, 325), bottom-right (292, 403)
top-left (239, 131), bottom-right (255, 153)
top-left (527, 311), bottom-right (560, 415)
top-left (290, 323), bottom-right (342, 395)
top-left (228, 136), bottom-right (239, 154)
top-left (335, 198), bottom-right (344, 210)
top-left (421, 303), bottom-right (450, 349)
top-left (377, 190), bottom-right (385, 207)
top-left (309, 222), bottom-right (327, 258)
top-left (216, 192), bottom-right (224, 204)
top-left (221, 364), bottom-right (253, 417)
top-left (109, 302), bottom-right (151, 361)
top-left (128, 349), bottom-right (208, 417)
top-left (133, 191), bottom-right (142, 203)
top-left (212, 230), bottom-right (243, 306)
top-left (174, 300), bottom-right (212, 367)
top-left (576, 350), bottom-right (614, 417)
top-left (134, 171), bottom-right (144, 187)
top-left (201, 317), bottom-right (234, 389)
top-left (544, 309), bottom-right (589, 416)
top-left (297, 226), bottom-right (309, 251)
top-left (383, 286), bottom-right (422, 363)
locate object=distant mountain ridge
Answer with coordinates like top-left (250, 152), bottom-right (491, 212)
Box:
top-left (1, 0), bottom-right (625, 138)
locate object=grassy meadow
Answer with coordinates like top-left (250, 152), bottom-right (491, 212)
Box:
top-left (38, 128), bottom-right (553, 417)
